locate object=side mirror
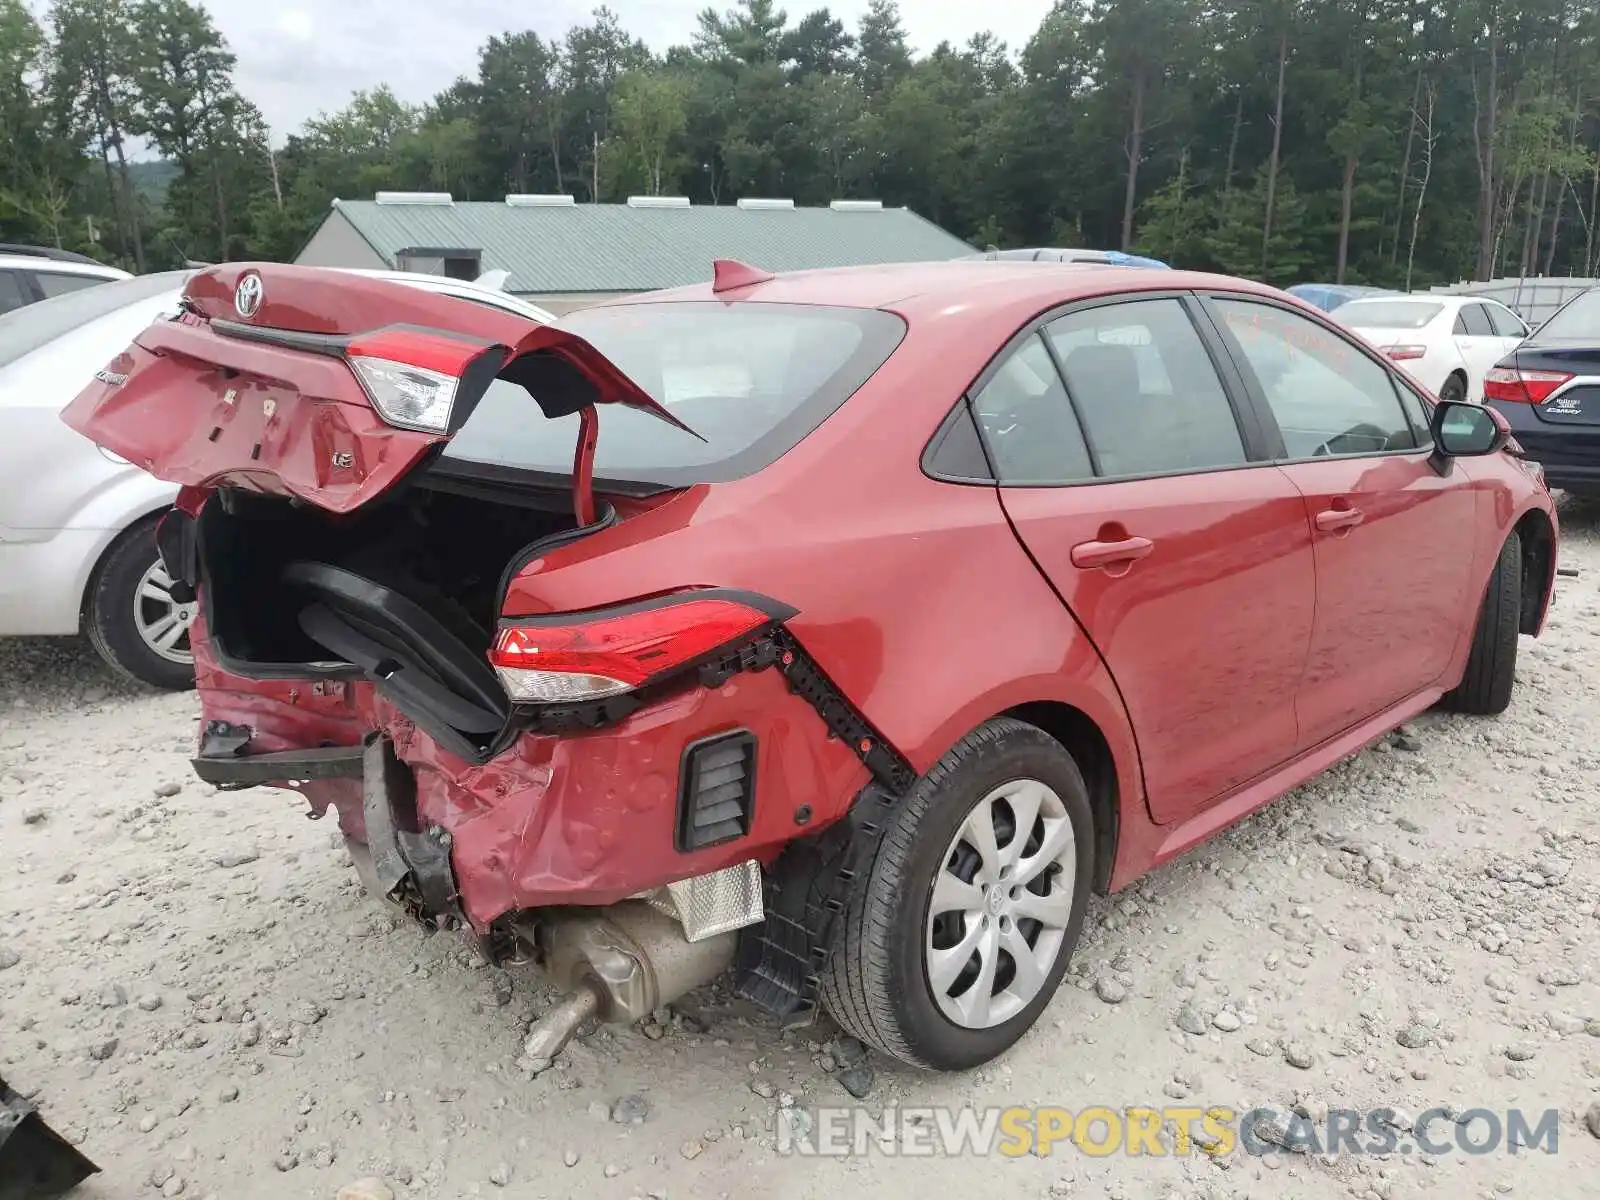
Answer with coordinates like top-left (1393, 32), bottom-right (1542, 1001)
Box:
top-left (1429, 399), bottom-right (1509, 474)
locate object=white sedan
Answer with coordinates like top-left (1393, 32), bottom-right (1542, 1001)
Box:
top-left (0, 268), bottom-right (553, 689)
top-left (1332, 294), bottom-right (1529, 403)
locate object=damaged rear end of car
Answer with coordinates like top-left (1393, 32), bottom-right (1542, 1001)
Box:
top-left (62, 263), bottom-right (911, 1058)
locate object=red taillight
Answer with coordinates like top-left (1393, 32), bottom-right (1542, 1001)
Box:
top-left (1484, 367), bottom-right (1574, 404)
top-left (1383, 345), bottom-right (1427, 362)
top-left (490, 596), bottom-right (779, 704)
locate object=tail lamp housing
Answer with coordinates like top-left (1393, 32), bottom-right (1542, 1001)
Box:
top-left (1383, 345), bottom-right (1427, 362)
top-left (1483, 367), bottom-right (1575, 405)
top-left (345, 328), bottom-right (509, 434)
top-left (489, 591), bottom-right (798, 707)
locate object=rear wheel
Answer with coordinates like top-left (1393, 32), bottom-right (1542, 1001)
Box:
top-left (1442, 531), bottom-right (1521, 715)
top-left (1439, 372), bottom-right (1468, 404)
top-left (820, 718), bottom-right (1094, 1070)
top-left (84, 516), bottom-right (196, 691)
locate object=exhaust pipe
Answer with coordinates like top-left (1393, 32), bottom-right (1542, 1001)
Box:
top-left (515, 902), bottom-right (737, 1063)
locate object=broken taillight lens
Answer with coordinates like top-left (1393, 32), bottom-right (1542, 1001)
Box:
top-left (1483, 367), bottom-right (1575, 404)
top-left (490, 596), bottom-right (778, 704)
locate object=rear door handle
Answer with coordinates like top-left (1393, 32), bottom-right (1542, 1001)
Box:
top-left (1314, 506), bottom-right (1364, 532)
top-left (1070, 535), bottom-right (1154, 570)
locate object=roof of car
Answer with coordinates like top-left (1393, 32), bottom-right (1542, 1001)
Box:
top-left (0, 254), bottom-right (132, 279)
top-left (616, 260), bottom-right (1283, 315)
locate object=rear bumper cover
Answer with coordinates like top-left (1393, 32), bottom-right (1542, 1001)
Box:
top-left (187, 621), bottom-right (870, 929)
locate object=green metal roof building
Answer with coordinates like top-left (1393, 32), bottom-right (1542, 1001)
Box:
top-left (295, 192), bottom-right (976, 314)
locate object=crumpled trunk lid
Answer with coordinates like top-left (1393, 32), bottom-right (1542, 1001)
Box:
top-left (60, 262), bottom-right (692, 515)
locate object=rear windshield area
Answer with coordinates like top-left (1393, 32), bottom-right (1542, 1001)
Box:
top-left (1535, 289), bottom-right (1600, 341)
top-left (441, 301), bottom-right (905, 487)
top-left (1333, 300), bottom-right (1442, 329)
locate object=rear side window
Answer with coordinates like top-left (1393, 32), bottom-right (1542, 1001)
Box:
top-left (35, 271), bottom-right (108, 299)
top-left (0, 271), bottom-right (29, 315)
top-left (1212, 298), bottom-right (1417, 458)
top-left (443, 302), bottom-right (905, 487)
top-left (1486, 304), bottom-right (1526, 337)
top-left (969, 334), bottom-right (1092, 484)
top-left (1456, 304), bottom-right (1494, 336)
top-left (1045, 298), bottom-right (1247, 478)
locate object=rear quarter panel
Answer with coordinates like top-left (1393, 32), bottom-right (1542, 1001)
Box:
top-left (501, 307), bottom-right (1150, 832)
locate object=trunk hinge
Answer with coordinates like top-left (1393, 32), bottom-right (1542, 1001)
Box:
top-left (572, 404), bottom-right (598, 527)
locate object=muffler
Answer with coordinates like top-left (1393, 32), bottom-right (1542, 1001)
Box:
top-left (516, 901), bottom-right (737, 1062)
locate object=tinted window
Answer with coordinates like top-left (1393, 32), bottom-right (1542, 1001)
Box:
top-left (1213, 298), bottom-right (1418, 459)
top-left (969, 334), bottom-right (1092, 484)
top-left (1045, 298), bottom-right (1246, 477)
top-left (34, 271), bottom-right (107, 299)
top-left (1535, 289), bottom-right (1600, 341)
top-left (1485, 304), bottom-right (1527, 338)
top-left (1458, 303), bottom-right (1494, 336)
top-left (0, 270), bottom-right (188, 369)
top-left (443, 302), bottom-right (905, 487)
top-left (1336, 300), bottom-right (1442, 329)
top-left (0, 271), bottom-right (29, 315)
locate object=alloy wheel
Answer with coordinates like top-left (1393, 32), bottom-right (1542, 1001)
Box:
top-left (134, 560), bottom-right (196, 665)
top-left (924, 777), bottom-right (1077, 1029)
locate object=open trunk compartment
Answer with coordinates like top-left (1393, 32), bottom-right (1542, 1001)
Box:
top-left (186, 471), bottom-right (606, 760)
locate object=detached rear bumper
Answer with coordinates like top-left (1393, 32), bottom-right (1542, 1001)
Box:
top-left (194, 728), bottom-right (466, 928)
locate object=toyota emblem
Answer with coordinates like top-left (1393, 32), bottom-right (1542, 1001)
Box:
top-left (234, 272), bottom-right (264, 319)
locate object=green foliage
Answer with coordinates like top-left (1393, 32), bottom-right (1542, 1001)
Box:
top-left (3, 0), bottom-right (1599, 282)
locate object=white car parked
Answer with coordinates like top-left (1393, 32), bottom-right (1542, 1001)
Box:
top-left (1333, 294), bottom-right (1529, 404)
top-left (0, 267), bottom-right (554, 689)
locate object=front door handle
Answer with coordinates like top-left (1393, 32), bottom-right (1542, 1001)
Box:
top-left (1314, 506), bottom-right (1364, 532)
top-left (1071, 535), bottom-right (1154, 570)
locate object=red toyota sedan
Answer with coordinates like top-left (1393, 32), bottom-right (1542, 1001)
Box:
top-left (64, 259), bottom-right (1557, 1072)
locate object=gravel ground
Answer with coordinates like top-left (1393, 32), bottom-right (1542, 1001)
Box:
top-left (4, 499), bottom-right (1600, 1200)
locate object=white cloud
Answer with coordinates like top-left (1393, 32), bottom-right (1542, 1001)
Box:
top-left (275, 10), bottom-right (315, 41)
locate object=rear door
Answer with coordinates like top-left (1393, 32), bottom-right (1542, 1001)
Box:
top-left (971, 293), bottom-right (1317, 824)
top-left (61, 264), bottom-right (689, 515)
top-left (1452, 302), bottom-right (1505, 398)
top-left (1203, 295), bottom-right (1478, 748)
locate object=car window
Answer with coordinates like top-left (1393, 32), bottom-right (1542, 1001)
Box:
top-left (34, 271), bottom-right (108, 299)
top-left (0, 271), bottom-right (30, 315)
top-left (968, 333), bottom-right (1092, 484)
top-left (1485, 304), bottom-right (1526, 338)
top-left (1211, 298), bottom-right (1418, 459)
top-left (443, 302), bottom-right (905, 487)
top-left (1536, 289), bottom-right (1600, 340)
top-left (1045, 298), bottom-right (1247, 478)
top-left (1458, 304), bottom-right (1494, 336)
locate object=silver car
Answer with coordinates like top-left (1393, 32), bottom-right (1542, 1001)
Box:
top-left (0, 268), bottom-right (554, 688)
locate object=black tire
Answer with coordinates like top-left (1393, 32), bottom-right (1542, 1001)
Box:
top-left (1439, 373), bottom-right (1468, 404)
top-left (1442, 531), bottom-right (1521, 715)
top-left (819, 718), bottom-right (1095, 1071)
top-left (84, 516), bottom-right (196, 691)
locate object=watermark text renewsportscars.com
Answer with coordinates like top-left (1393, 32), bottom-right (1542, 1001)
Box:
top-left (773, 1104), bottom-right (1563, 1158)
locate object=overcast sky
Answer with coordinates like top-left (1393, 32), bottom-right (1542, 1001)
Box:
top-left (188, 0), bottom-right (1056, 138)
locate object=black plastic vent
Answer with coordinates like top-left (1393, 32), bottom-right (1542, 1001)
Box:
top-left (677, 731), bottom-right (757, 851)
